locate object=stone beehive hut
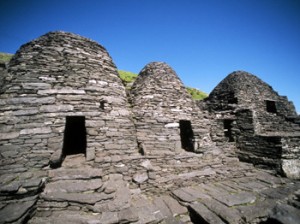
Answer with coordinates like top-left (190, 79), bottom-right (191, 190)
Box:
top-left (203, 71), bottom-right (300, 178)
top-left (0, 31), bottom-right (138, 169)
top-left (130, 62), bottom-right (213, 155)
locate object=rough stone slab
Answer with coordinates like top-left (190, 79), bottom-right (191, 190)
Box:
top-left (8, 96), bottom-right (55, 104)
top-left (0, 132), bottom-right (20, 140)
top-left (237, 199), bottom-right (277, 223)
top-left (0, 180), bottom-right (21, 193)
top-left (214, 192), bottom-right (256, 207)
top-left (107, 186), bottom-right (131, 211)
top-left (41, 192), bottom-right (113, 204)
top-left (118, 207), bottom-right (139, 223)
top-left (43, 179), bottom-right (103, 193)
top-left (153, 196), bottom-right (173, 218)
top-left (132, 197), bottom-right (163, 224)
top-left (165, 123), bottom-right (179, 128)
top-left (172, 188), bottom-right (196, 202)
top-left (0, 198), bottom-right (36, 223)
top-left (178, 168), bottom-right (216, 179)
top-left (188, 203), bottom-right (226, 224)
top-left (238, 180), bottom-right (269, 192)
top-left (201, 198), bottom-right (241, 224)
top-left (40, 105), bottom-right (73, 113)
top-left (37, 89), bottom-right (86, 95)
top-left (98, 211), bottom-right (119, 224)
top-left (12, 109), bottom-right (39, 116)
top-left (28, 211), bottom-right (102, 224)
top-left (255, 171), bottom-right (286, 186)
top-left (181, 186), bottom-right (212, 201)
top-left (20, 127), bottom-right (52, 135)
top-left (22, 83), bottom-right (52, 90)
top-left (260, 186), bottom-right (294, 200)
top-left (133, 172), bottom-right (148, 184)
top-left (161, 195), bottom-right (188, 216)
top-left (268, 204), bottom-right (300, 224)
top-left (48, 168), bottom-right (102, 180)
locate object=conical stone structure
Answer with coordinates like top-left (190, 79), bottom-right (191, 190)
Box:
top-left (0, 31), bottom-right (138, 169)
top-left (204, 71), bottom-right (300, 179)
top-left (130, 62), bottom-right (213, 155)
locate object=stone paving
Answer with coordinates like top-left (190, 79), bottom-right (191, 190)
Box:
top-left (1, 153), bottom-right (299, 224)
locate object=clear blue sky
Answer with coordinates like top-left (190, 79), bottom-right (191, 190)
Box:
top-left (1, 0), bottom-right (299, 113)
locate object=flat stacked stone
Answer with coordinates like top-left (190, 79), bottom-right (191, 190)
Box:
top-left (201, 71), bottom-right (300, 179)
top-left (130, 62), bottom-right (214, 155)
top-left (0, 31), bottom-right (138, 171)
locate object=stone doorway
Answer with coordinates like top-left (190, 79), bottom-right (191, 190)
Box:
top-left (62, 116), bottom-right (87, 156)
top-left (179, 120), bottom-right (194, 152)
top-left (224, 119), bottom-right (234, 142)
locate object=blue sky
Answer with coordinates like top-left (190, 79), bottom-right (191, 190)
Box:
top-left (1, 0), bottom-right (299, 113)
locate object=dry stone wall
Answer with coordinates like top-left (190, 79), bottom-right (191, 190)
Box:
top-left (0, 31), bottom-right (138, 170)
top-left (130, 62), bottom-right (213, 155)
top-left (202, 71), bottom-right (300, 179)
top-left (0, 31), bottom-right (300, 223)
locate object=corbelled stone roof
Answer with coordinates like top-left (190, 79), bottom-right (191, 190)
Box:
top-left (130, 62), bottom-right (193, 110)
top-left (206, 70), bottom-right (297, 116)
top-left (209, 71), bottom-right (276, 102)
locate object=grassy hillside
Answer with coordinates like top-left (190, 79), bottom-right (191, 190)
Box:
top-left (118, 70), bottom-right (207, 100)
top-left (118, 70), bottom-right (138, 84)
top-left (0, 52), bottom-right (13, 63)
top-left (186, 87), bottom-right (208, 100)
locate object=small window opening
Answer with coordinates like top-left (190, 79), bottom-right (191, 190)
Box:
top-left (224, 119), bottom-right (234, 142)
top-left (100, 100), bottom-right (106, 110)
top-left (266, 100), bottom-right (277, 113)
top-left (228, 92), bottom-right (238, 104)
top-left (179, 120), bottom-right (194, 152)
top-left (62, 116), bottom-right (87, 156)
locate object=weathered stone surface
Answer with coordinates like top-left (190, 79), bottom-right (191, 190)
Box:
top-left (99, 211), bottom-right (119, 224)
top-left (282, 159), bottom-right (300, 179)
top-left (1, 31), bottom-right (300, 224)
top-left (0, 198), bottom-right (36, 223)
top-left (268, 204), bottom-right (300, 224)
top-left (118, 207), bottom-right (139, 223)
top-left (189, 202), bottom-right (226, 224)
top-left (41, 192), bottom-right (113, 204)
top-left (48, 168), bottom-right (102, 180)
top-left (213, 191), bottom-right (256, 207)
top-left (237, 199), bottom-right (276, 223)
top-left (133, 172), bottom-right (148, 184)
top-left (160, 195), bottom-right (188, 216)
top-left (43, 179), bottom-right (102, 193)
top-left (172, 188), bottom-right (196, 203)
top-left (201, 198), bottom-right (241, 223)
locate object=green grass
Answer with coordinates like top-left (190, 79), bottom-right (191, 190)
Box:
top-left (186, 87), bottom-right (208, 100)
top-left (118, 70), bottom-right (138, 83)
top-left (0, 52), bottom-right (13, 63)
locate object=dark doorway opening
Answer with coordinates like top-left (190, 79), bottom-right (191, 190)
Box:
top-left (224, 119), bottom-right (234, 142)
top-left (266, 100), bottom-right (277, 113)
top-left (179, 120), bottom-right (194, 152)
top-left (62, 116), bottom-right (87, 156)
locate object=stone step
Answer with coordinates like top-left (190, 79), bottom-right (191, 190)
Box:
top-left (48, 167), bottom-right (102, 181)
top-left (29, 209), bottom-right (139, 224)
top-left (43, 179), bottom-right (103, 194)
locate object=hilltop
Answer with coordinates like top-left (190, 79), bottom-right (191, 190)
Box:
top-left (0, 52), bottom-right (13, 63)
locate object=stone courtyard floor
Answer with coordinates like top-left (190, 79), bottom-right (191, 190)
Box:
top-left (1, 153), bottom-right (300, 224)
